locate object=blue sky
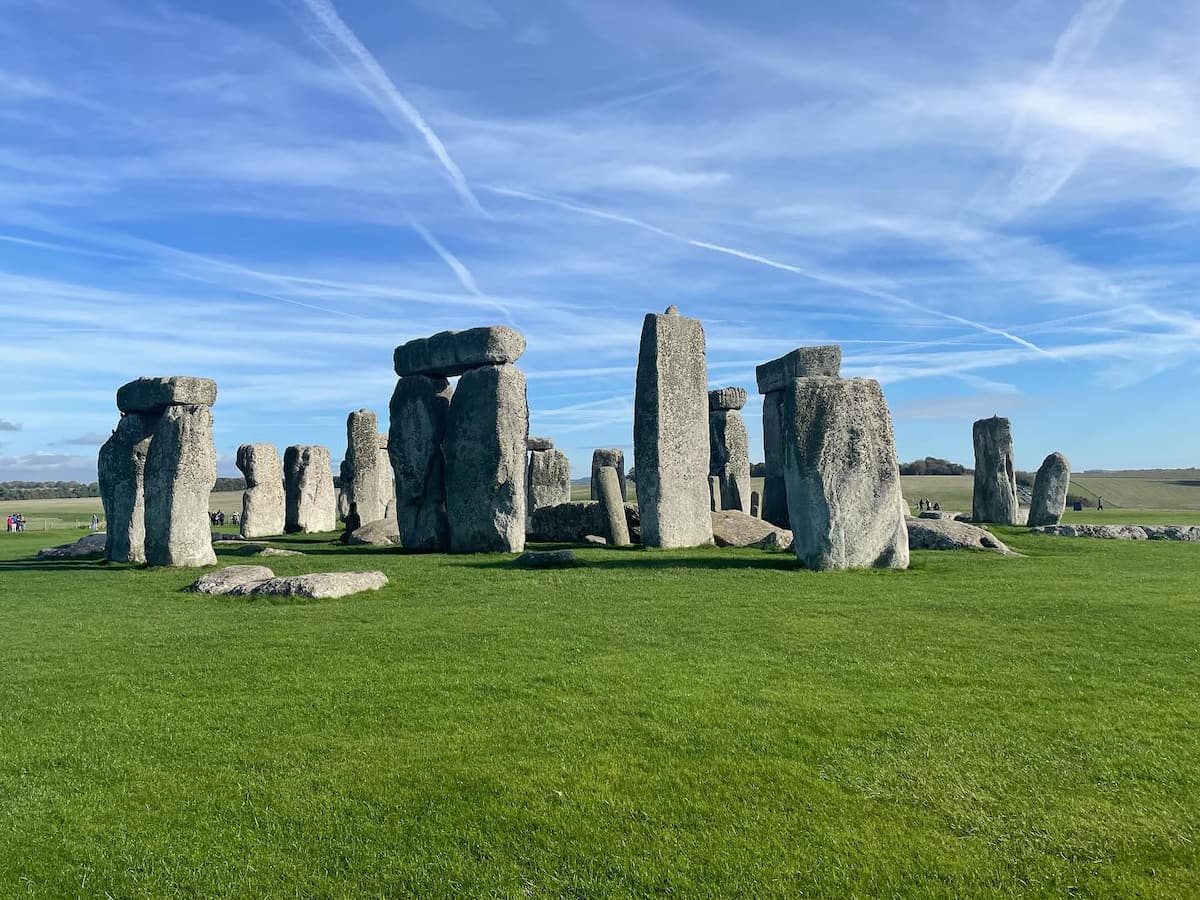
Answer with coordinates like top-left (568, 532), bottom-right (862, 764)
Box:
top-left (1, 0), bottom-right (1198, 483)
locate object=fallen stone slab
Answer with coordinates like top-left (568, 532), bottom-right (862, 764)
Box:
top-left (907, 517), bottom-right (1017, 555)
top-left (37, 532), bottom-right (108, 559)
top-left (231, 571), bottom-right (388, 599)
top-left (755, 345), bottom-right (841, 394)
top-left (347, 518), bottom-right (401, 545)
top-left (1143, 526), bottom-right (1200, 542)
top-left (710, 510), bottom-right (790, 548)
top-left (750, 530), bottom-right (793, 551)
top-left (393, 326), bottom-right (526, 378)
top-left (514, 549), bottom-right (580, 568)
top-left (1030, 524), bottom-right (1156, 541)
top-left (918, 510), bottom-right (961, 520)
top-left (582, 534), bottom-right (608, 545)
top-left (255, 547), bottom-right (305, 557)
top-left (191, 565), bottom-right (276, 594)
top-left (116, 376), bottom-right (217, 414)
top-left (529, 501), bottom-right (640, 544)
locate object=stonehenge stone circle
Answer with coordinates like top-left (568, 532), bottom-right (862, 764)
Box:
top-left (633, 309), bottom-right (714, 548)
top-left (590, 449), bottom-right (626, 502)
top-left (393, 325), bottom-right (526, 378)
top-left (1028, 451), bottom-right (1071, 527)
top-left (284, 445), bottom-right (337, 534)
top-left (444, 363), bottom-right (528, 553)
top-left (709, 393), bottom-right (751, 514)
top-left (344, 410), bottom-right (389, 524)
top-left (972, 416), bottom-right (1019, 525)
top-left (388, 375), bottom-right (453, 552)
top-left (781, 376), bottom-right (909, 570)
top-left (757, 346), bottom-right (842, 529)
top-left (598, 465), bottom-right (631, 546)
top-left (98, 413), bottom-right (156, 563)
top-left (527, 448), bottom-right (571, 521)
top-left (116, 376), bottom-right (217, 414)
top-left (236, 443), bottom-right (285, 539)
top-left (143, 405), bottom-right (218, 567)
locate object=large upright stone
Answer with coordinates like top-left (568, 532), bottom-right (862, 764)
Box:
top-left (344, 410), bottom-right (389, 524)
top-left (236, 443), bottom-right (284, 539)
top-left (388, 375), bottom-right (452, 551)
top-left (116, 376), bottom-right (217, 414)
top-left (972, 416), bottom-right (1019, 525)
top-left (709, 398), bottom-right (751, 515)
top-left (376, 438), bottom-right (396, 521)
top-left (393, 326), bottom-right (526, 378)
top-left (597, 466), bottom-right (630, 546)
top-left (98, 413), bottom-right (156, 563)
top-left (633, 310), bottom-right (713, 548)
top-left (527, 449), bottom-right (571, 521)
top-left (755, 346), bottom-right (841, 394)
top-left (283, 445), bottom-right (337, 534)
top-left (143, 405), bottom-right (217, 567)
top-left (590, 449), bottom-right (626, 502)
top-left (444, 364), bottom-right (528, 553)
top-left (781, 377), bottom-right (908, 570)
top-left (1028, 451), bottom-right (1071, 528)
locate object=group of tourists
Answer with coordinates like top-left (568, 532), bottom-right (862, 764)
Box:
top-left (916, 498), bottom-right (941, 512)
top-left (5, 513), bottom-right (27, 532)
top-left (209, 510), bottom-right (238, 527)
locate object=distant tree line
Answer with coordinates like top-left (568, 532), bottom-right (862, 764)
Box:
top-left (0, 481), bottom-right (101, 499)
top-left (898, 457), bottom-right (969, 476)
top-left (214, 477), bottom-right (246, 492)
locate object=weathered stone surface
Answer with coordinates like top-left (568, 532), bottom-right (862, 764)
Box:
top-left (750, 529), bottom-right (794, 552)
top-left (256, 547), bottom-right (304, 557)
top-left (515, 549), bottom-right (580, 568)
top-left (347, 518), bottom-right (401, 546)
top-left (755, 346), bottom-right (841, 395)
top-left (343, 410), bottom-right (388, 525)
top-left (918, 510), bottom-right (962, 520)
top-left (388, 375), bottom-right (452, 552)
top-left (711, 510), bottom-right (790, 548)
top-left (709, 475), bottom-right (722, 511)
top-left (708, 387), bottom-right (747, 411)
top-left (709, 408), bottom-right (751, 514)
top-left (144, 405), bottom-right (217, 567)
top-left (231, 571), bottom-right (388, 599)
top-left (750, 491), bottom-right (761, 518)
top-left (98, 413), bottom-right (156, 563)
top-left (528, 501), bottom-right (640, 544)
top-left (236, 443), bottom-right (284, 539)
top-left (37, 532), bottom-right (108, 559)
top-left (590, 449), bottom-right (626, 502)
top-left (760, 393), bottom-right (790, 528)
top-left (444, 364), bottom-right (528, 553)
top-left (634, 311), bottom-right (713, 548)
top-left (337, 458), bottom-right (351, 521)
top-left (972, 416), bottom-right (1019, 525)
top-left (283, 445), bottom-right (338, 534)
top-left (191, 565), bottom-right (276, 594)
top-left (1028, 451), bottom-right (1071, 528)
top-left (597, 466), bottom-right (631, 546)
top-left (393, 326), bottom-right (526, 377)
top-left (1028, 523), bottom-right (1200, 541)
top-left (526, 448), bottom-right (571, 522)
top-left (116, 376), bottom-right (217, 414)
top-left (906, 517), bottom-right (1016, 555)
top-left (583, 534), bottom-right (608, 545)
top-left (526, 436), bottom-right (554, 451)
top-left (781, 377), bottom-right (909, 570)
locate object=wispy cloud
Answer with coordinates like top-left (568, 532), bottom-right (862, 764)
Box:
top-left (51, 432), bottom-right (110, 447)
top-left (0, 419), bottom-right (21, 431)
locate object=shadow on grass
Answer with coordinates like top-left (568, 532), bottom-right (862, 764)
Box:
top-left (467, 548), bottom-right (803, 573)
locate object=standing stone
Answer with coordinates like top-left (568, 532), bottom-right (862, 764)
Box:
top-left (527, 449), bottom-right (571, 522)
top-left (708, 475), bottom-right (723, 511)
top-left (972, 416), bottom-right (1019, 525)
top-left (283, 445), bottom-right (337, 534)
top-left (597, 466), bottom-right (630, 546)
top-left (444, 364), bottom-right (528, 553)
top-left (633, 310), bottom-right (713, 548)
top-left (336, 457), bottom-right (351, 521)
top-left (236, 443), bottom-right (284, 539)
top-left (781, 377), bottom-right (909, 570)
top-left (344, 410), bottom-right (388, 524)
top-left (98, 413), bottom-right (156, 563)
top-left (388, 375), bottom-right (452, 551)
top-left (1028, 451), bottom-right (1071, 527)
top-left (590, 449), bottom-right (626, 502)
top-left (143, 405), bottom-right (217, 567)
top-left (750, 490), bottom-right (761, 518)
top-left (709, 389), bottom-right (751, 514)
top-left (376, 440), bottom-right (396, 521)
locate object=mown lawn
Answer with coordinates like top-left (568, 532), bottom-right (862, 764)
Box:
top-left (1, 526), bottom-right (1198, 897)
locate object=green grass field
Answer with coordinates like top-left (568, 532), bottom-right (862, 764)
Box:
top-left (2, 522), bottom-right (1199, 896)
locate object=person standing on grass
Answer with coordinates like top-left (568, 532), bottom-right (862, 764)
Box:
top-left (1097, 496), bottom-right (1104, 511)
